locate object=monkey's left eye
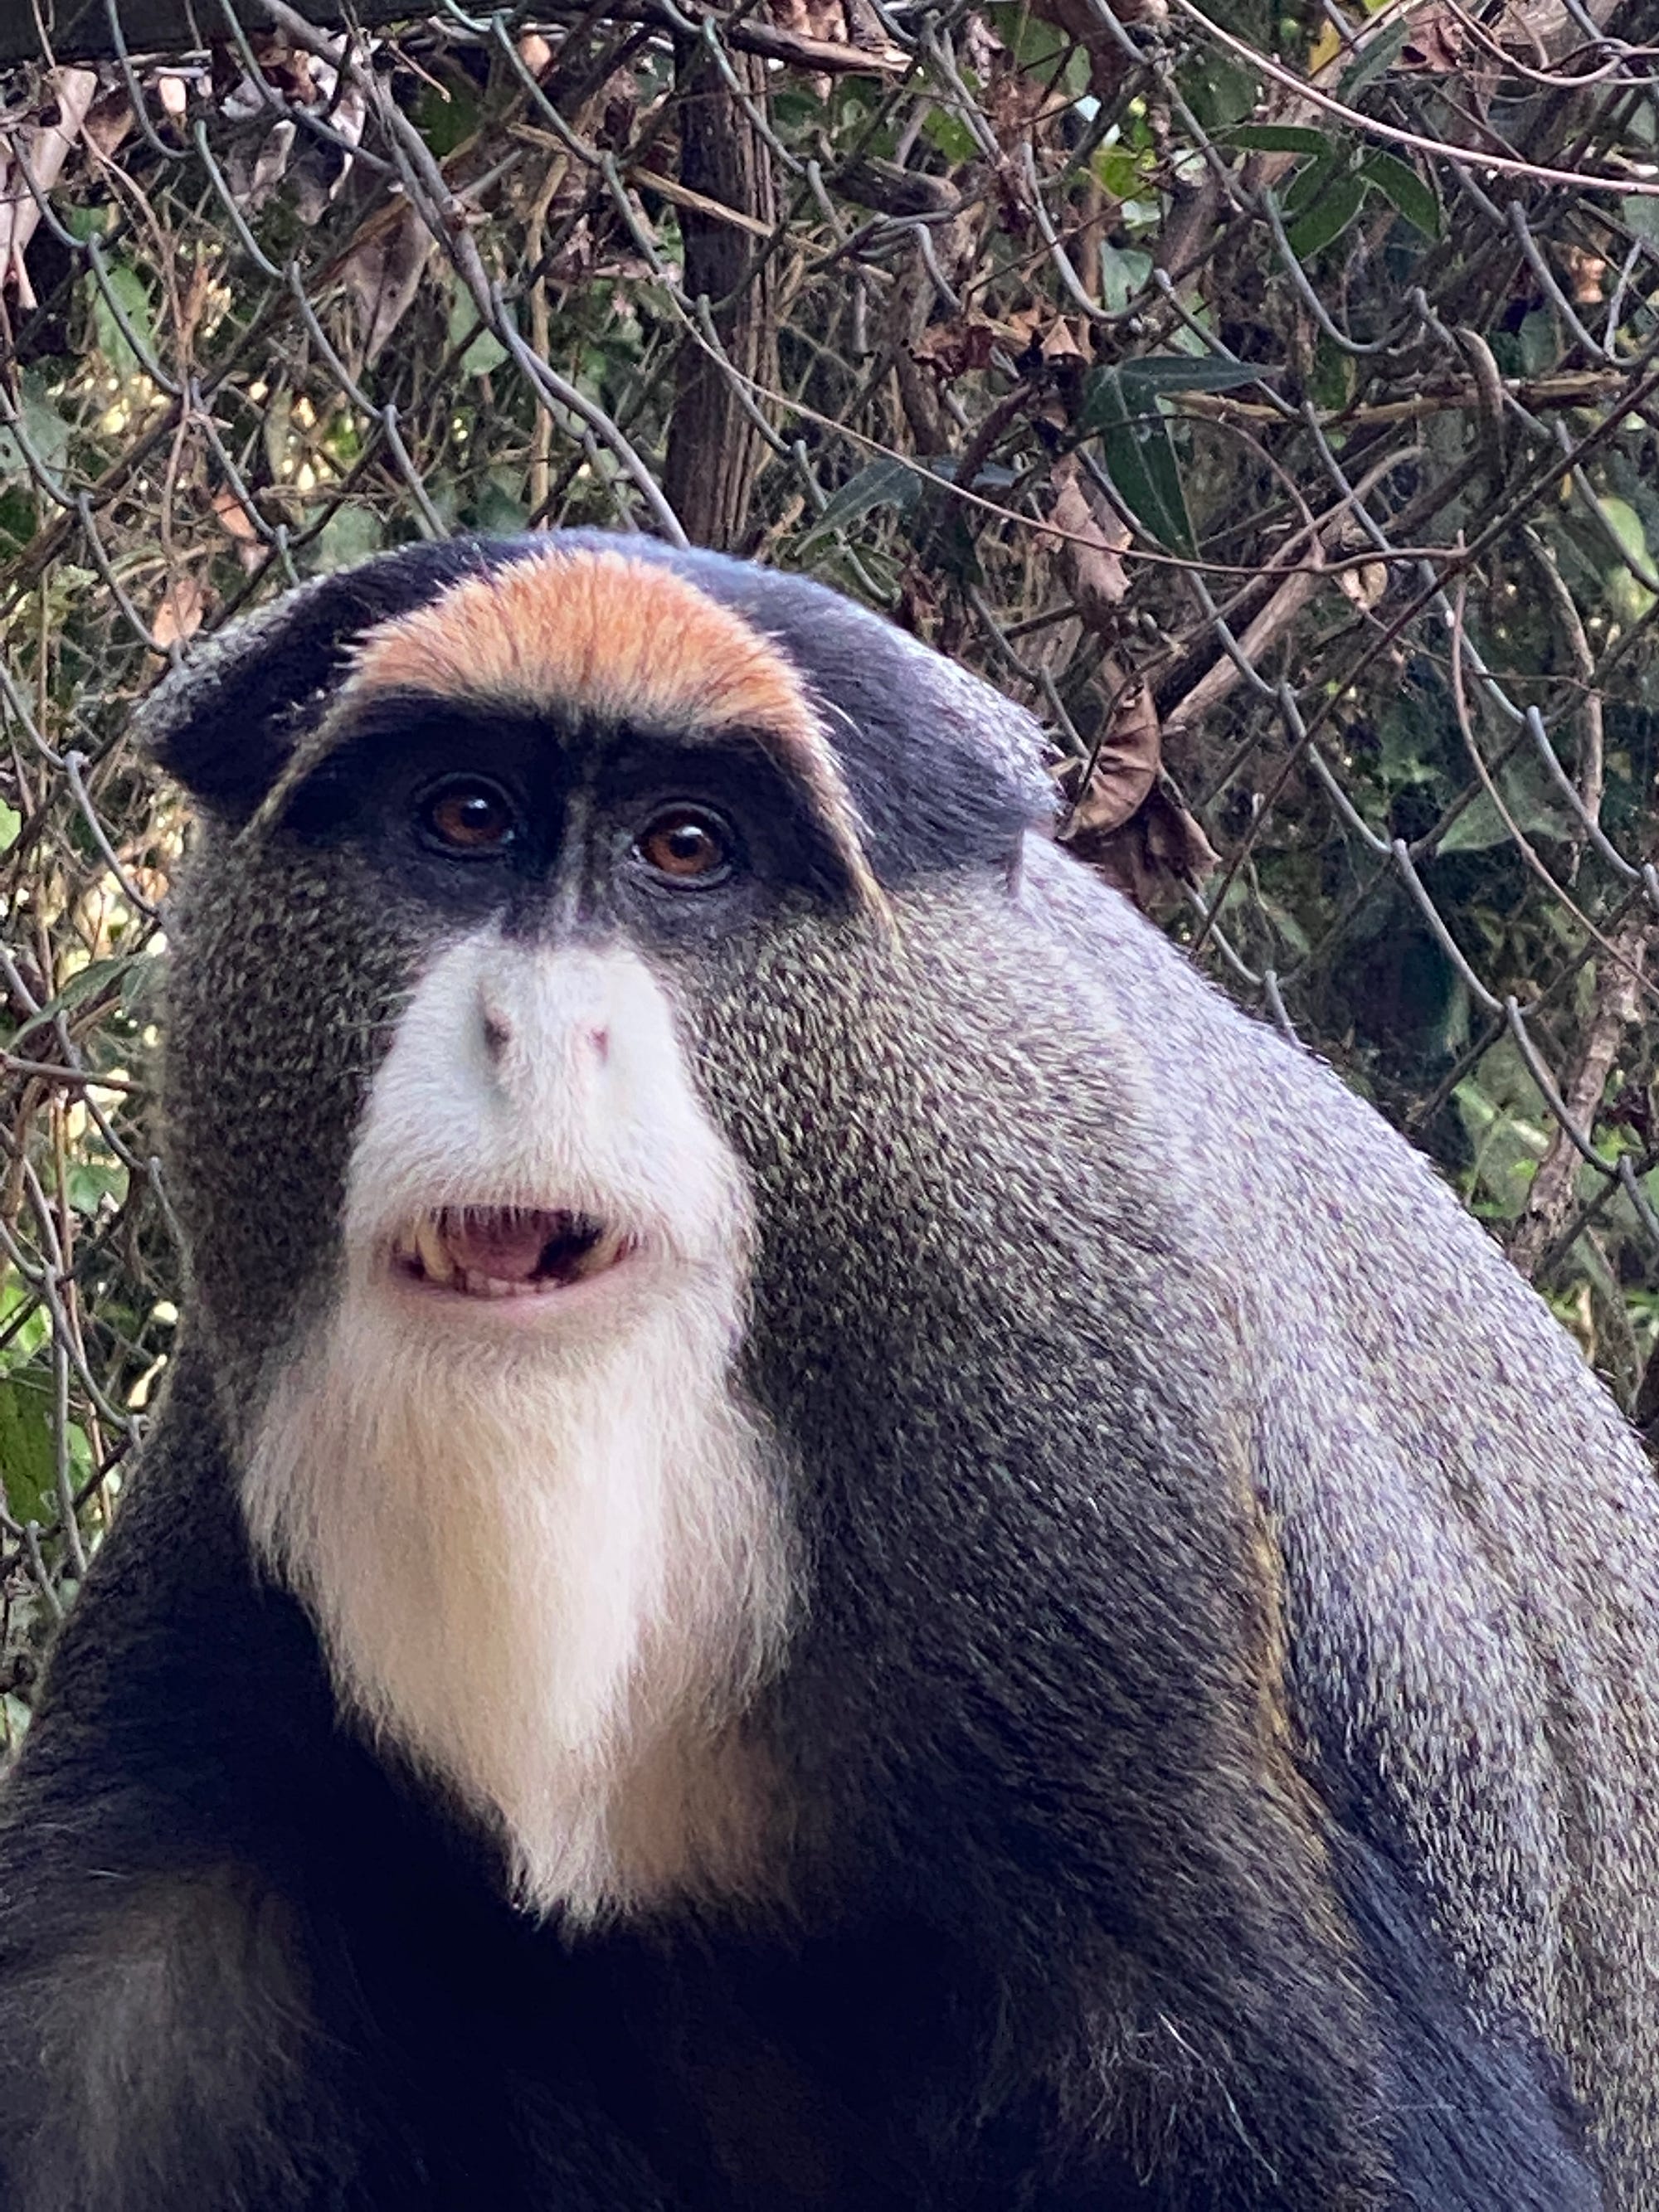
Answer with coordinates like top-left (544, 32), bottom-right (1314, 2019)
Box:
top-left (417, 778), bottom-right (518, 856)
top-left (633, 806), bottom-right (733, 886)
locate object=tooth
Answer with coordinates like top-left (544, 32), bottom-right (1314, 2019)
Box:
top-left (578, 1227), bottom-right (625, 1279)
top-left (415, 1216), bottom-right (453, 1285)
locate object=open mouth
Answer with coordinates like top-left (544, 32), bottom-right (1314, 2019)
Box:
top-left (391, 1207), bottom-right (634, 1300)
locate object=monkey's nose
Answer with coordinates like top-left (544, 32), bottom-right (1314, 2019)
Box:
top-left (480, 1000), bottom-right (513, 1062)
top-left (479, 991), bottom-right (608, 1071)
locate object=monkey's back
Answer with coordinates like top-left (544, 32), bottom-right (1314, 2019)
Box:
top-left (1024, 834), bottom-right (1659, 2204)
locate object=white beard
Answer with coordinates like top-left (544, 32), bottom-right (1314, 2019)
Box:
top-left (240, 936), bottom-right (795, 1923)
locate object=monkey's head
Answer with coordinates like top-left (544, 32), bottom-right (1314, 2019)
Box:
top-left (142, 534), bottom-right (1082, 1923)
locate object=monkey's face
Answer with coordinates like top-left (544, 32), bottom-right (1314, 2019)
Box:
top-left (149, 537), bottom-right (1055, 1919)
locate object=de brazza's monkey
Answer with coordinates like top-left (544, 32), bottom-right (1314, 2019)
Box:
top-left (1, 531), bottom-right (1655, 2212)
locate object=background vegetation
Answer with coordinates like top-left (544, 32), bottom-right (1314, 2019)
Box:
top-left (2, 0), bottom-right (1657, 1743)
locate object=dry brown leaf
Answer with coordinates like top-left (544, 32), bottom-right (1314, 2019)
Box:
top-left (774, 0), bottom-right (853, 41)
top-left (0, 66), bottom-right (98, 308)
top-left (1039, 317), bottom-right (1086, 362)
top-left (1065, 671), bottom-right (1162, 835)
top-left (211, 484), bottom-right (259, 541)
top-left (1337, 562), bottom-right (1387, 613)
top-left (1051, 458), bottom-right (1129, 629)
top-left (210, 486), bottom-right (264, 573)
top-left (151, 574), bottom-right (207, 649)
top-left (1564, 246), bottom-right (1606, 307)
top-left (1398, 6), bottom-right (1467, 70)
top-left (912, 315), bottom-right (1002, 381)
top-left (338, 202), bottom-right (434, 368)
top-left (82, 89), bottom-right (137, 161)
top-left (1068, 781), bottom-right (1221, 910)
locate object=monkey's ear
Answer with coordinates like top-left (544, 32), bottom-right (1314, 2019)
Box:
top-left (136, 542), bottom-right (496, 824)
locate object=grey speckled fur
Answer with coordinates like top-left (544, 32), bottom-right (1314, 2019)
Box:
top-left (1020, 837), bottom-right (1659, 2201)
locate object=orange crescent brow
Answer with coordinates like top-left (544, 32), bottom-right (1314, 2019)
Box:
top-left (340, 547), bottom-right (884, 914)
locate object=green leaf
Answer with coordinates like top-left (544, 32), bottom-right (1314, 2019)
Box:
top-left (1228, 124), bottom-right (1331, 154)
top-left (306, 504), bottom-right (385, 575)
top-left (87, 260), bottom-right (156, 379)
top-left (1515, 308), bottom-right (1557, 377)
top-left (0, 1377), bottom-right (56, 1527)
top-left (15, 955), bottom-right (136, 1042)
top-left (988, 2), bottom-right (1069, 73)
top-left (0, 484), bottom-right (35, 553)
top-left (1184, 51), bottom-right (1260, 131)
top-left (920, 106), bottom-right (980, 164)
top-left (1311, 330), bottom-right (1357, 408)
top-left (1120, 353), bottom-right (1277, 393)
top-left (0, 374), bottom-right (70, 487)
top-left (1595, 493), bottom-right (1658, 623)
top-left (1337, 19), bottom-right (1408, 97)
top-left (1287, 171), bottom-right (1367, 259)
top-left (771, 85), bottom-right (825, 129)
top-left (474, 469), bottom-right (528, 534)
top-left (1453, 1077), bottom-right (1549, 1220)
top-left (0, 799), bottom-right (20, 853)
top-left (1092, 144), bottom-right (1146, 201)
top-left (1439, 751), bottom-right (1585, 853)
top-left (1080, 367), bottom-right (1195, 556)
top-left (446, 286), bottom-right (508, 378)
top-left (1282, 150), bottom-right (1338, 219)
top-left (1097, 241), bottom-right (1152, 311)
top-left (801, 459), bottom-right (923, 547)
top-left (61, 203), bottom-right (110, 241)
top-left (66, 1161), bottom-right (129, 1217)
top-left (1360, 150), bottom-right (1440, 236)
top-left (412, 70), bottom-right (481, 160)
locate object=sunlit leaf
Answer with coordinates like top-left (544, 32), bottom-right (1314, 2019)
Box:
top-left (0, 1378), bottom-right (56, 1528)
top-left (87, 260), bottom-right (156, 379)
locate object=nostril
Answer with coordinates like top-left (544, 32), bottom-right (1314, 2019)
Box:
top-left (481, 1004), bottom-right (512, 1061)
top-left (585, 1026), bottom-right (610, 1065)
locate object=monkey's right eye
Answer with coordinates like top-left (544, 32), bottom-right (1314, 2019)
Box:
top-left (416, 778), bottom-right (518, 856)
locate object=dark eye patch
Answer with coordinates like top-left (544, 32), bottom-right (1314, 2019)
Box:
top-left (282, 700), bottom-right (553, 853)
top-left (597, 734), bottom-right (849, 914)
top-left (274, 704), bottom-right (862, 936)
top-left (276, 701), bottom-right (559, 934)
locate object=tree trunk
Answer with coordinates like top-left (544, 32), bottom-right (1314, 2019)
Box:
top-left (661, 41), bottom-right (778, 552)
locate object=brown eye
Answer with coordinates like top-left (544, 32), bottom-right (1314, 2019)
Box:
top-left (420, 780), bottom-right (517, 854)
top-left (635, 807), bottom-right (732, 884)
